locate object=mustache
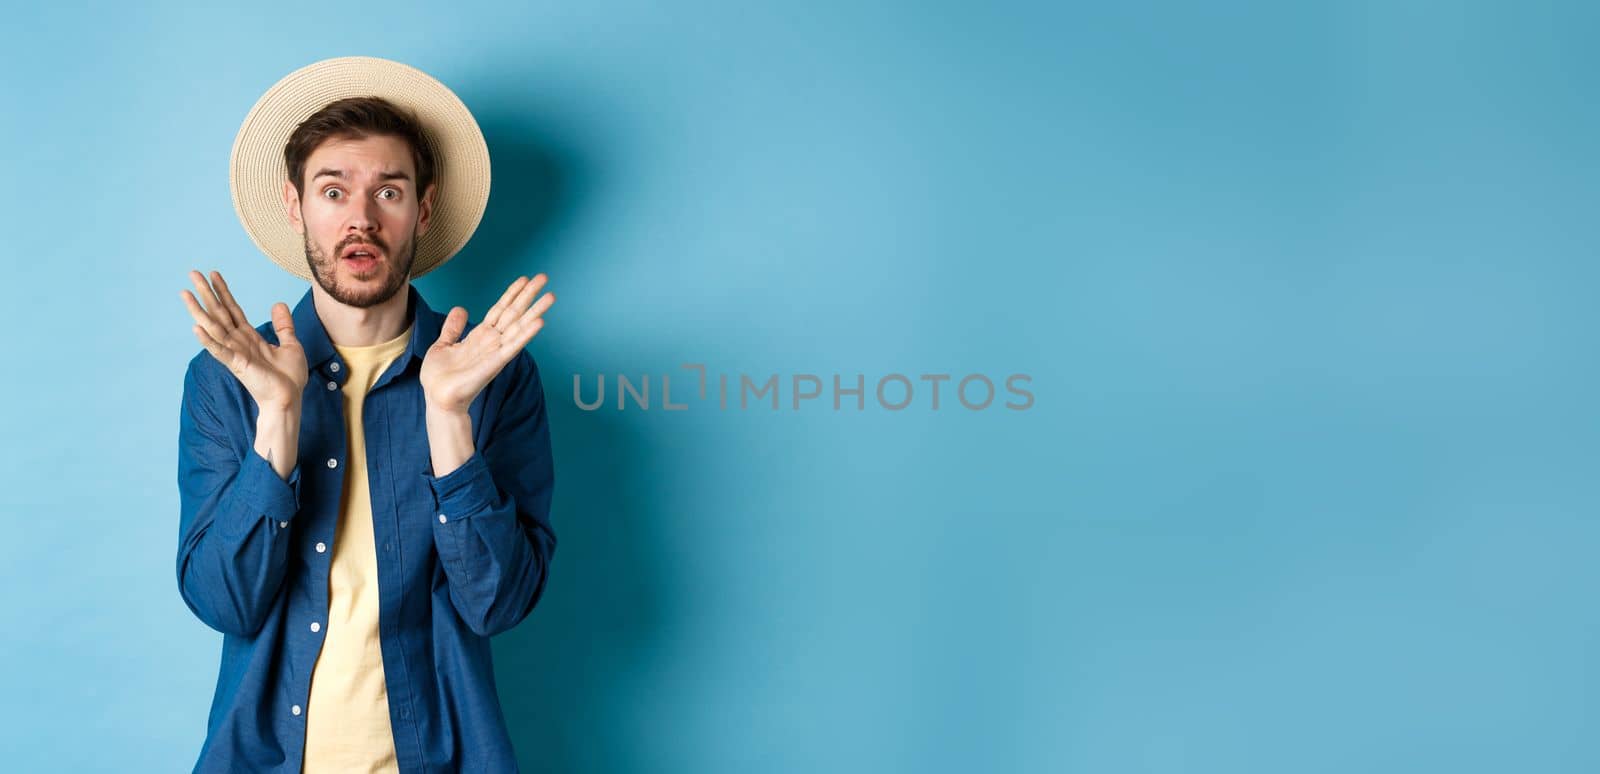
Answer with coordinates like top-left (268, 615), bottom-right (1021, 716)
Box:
top-left (337, 237), bottom-right (387, 255)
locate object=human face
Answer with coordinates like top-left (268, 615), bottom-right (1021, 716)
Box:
top-left (283, 134), bottom-right (434, 309)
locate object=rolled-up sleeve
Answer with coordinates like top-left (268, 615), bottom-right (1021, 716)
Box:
top-left (425, 348), bottom-right (558, 638)
top-left (175, 357), bottom-right (303, 637)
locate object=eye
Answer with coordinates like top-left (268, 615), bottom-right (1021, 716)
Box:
top-left (322, 187), bottom-right (342, 200)
top-left (378, 188), bottom-right (399, 200)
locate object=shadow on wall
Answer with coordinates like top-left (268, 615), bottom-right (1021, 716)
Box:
top-left (422, 107), bottom-right (669, 774)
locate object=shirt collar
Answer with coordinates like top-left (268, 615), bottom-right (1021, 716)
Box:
top-left (288, 282), bottom-right (444, 375)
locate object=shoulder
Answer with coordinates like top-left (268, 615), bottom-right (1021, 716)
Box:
top-left (493, 345), bottom-right (542, 397)
top-left (181, 346), bottom-right (249, 419)
top-left (486, 342), bottom-right (546, 416)
top-left (184, 347), bottom-right (225, 390)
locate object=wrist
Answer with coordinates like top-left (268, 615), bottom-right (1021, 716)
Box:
top-left (254, 403), bottom-right (301, 481)
top-left (425, 399), bottom-right (470, 417)
top-left (257, 404), bottom-right (301, 427)
top-left (425, 402), bottom-right (475, 477)
top-left (259, 393), bottom-right (302, 413)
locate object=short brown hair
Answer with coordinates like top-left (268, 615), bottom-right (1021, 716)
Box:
top-left (283, 96), bottom-right (436, 199)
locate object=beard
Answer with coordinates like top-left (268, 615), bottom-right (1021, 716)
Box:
top-left (303, 227), bottom-right (418, 309)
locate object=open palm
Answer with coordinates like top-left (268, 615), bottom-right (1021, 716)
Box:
top-left (180, 269), bottom-right (308, 410)
top-left (421, 274), bottom-right (555, 413)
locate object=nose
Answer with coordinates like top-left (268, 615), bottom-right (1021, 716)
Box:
top-left (346, 198), bottom-right (381, 235)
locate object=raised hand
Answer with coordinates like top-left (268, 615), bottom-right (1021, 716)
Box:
top-left (180, 269), bottom-right (309, 411)
top-left (422, 273), bottom-right (555, 413)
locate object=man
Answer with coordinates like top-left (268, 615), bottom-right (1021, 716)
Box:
top-left (175, 57), bottom-right (556, 773)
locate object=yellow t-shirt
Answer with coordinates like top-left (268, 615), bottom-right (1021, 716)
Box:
top-left (302, 320), bottom-right (413, 774)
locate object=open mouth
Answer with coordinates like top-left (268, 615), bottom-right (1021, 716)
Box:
top-left (340, 244), bottom-right (383, 270)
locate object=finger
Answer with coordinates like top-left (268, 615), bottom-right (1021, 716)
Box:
top-left (211, 271), bottom-right (252, 330)
top-left (188, 270), bottom-right (234, 332)
top-left (496, 273), bottom-right (548, 331)
top-left (270, 302), bottom-right (298, 347)
top-left (490, 274), bottom-right (547, 330)
top-left (193, 323), bottom-right (243, 373)
top-left (180, 287), bottom-right (230, 346)
top-left (505, 291), bottom-right (554, 346)
top-left (436, 306), bottom-right (469, 346)
top-left (482, 276), bottom-right (529, 329)
top-left (510, 317), bottom-right (546, 351)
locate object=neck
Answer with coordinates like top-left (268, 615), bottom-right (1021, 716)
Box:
top-left (312, 281), bottom-right (412, 346)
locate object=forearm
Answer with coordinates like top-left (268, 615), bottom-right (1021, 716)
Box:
top-left (423, 403), bottom-right (554, 637)
top-left (254, 401), bottom-right (302, 480)
top-left (422, 351), bottom-right (558, 638)
top-left (425, 448), bottom-right (555, 638)
top-left (180, 422), bottom-right (304, 636)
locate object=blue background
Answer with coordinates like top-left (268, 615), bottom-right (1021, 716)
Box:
top-left (2, 1), bottom-right (1596, 771)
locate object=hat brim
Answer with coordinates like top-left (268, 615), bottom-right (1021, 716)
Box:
top-left (229, 56), bottom-right (490, 282)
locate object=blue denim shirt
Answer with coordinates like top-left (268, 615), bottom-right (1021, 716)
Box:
top-left (175, 282), bottom-right (557, 773)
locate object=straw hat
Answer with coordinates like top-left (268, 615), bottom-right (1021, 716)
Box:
top-left (229, 56), bottom-right (490, 281)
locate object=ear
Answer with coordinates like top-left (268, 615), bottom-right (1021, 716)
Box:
top-left (416, 181), bottom-right (436, 238)
top-left (282, 180), bottom-right (305, 235)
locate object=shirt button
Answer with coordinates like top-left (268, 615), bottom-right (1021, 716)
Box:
top-left (315, 542), bottom-right (327, 553)
top-left (383, 542), bottom-right (392, 552)
top-left (327, 458), bottom-right (338, 469)
top-left (279, 520), bottom-right (288, 528)
top-left (326, 380), bottom-right (337, 391)
top-left (310, 621), bottom-right (321, 633)
top-left (439, 513), bottom-right (448, 523)
top-left (291, 704), bottom-right (302, 716)
top-left (330, 362), bottom-right (340, 372)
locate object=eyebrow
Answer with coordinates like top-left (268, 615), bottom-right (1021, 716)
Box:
top-left (310, 168), bottom-right (413, 185)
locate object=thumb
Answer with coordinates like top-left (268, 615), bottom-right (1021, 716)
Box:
top-left (436, 306), bottom-right (468, 346)
top-left (271, 302), bottom-right (298, 347)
